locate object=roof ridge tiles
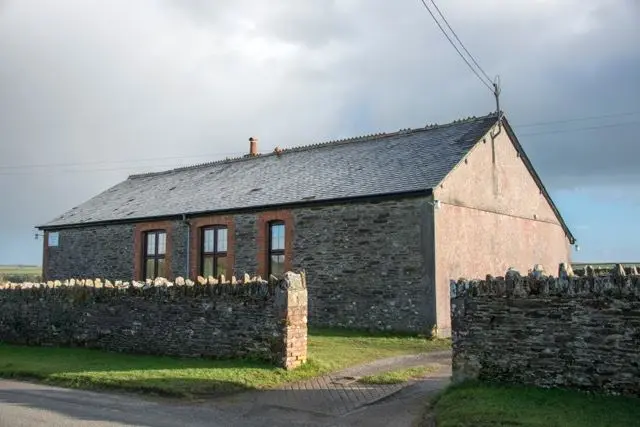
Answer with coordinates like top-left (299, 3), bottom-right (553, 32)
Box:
top-left (127, 112), bottom-right (499, 180)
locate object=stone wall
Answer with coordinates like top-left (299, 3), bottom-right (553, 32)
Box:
top-left (233, 213), bottom-right (260, 276)
top-left (45, 224), bottom-right (136, 280)
top-left (43, 196), bottom-right (435, 334)
top-left (450, 265), bottom-right (640, 397)
top-left (291, 197), bottom-right (434, 333)
top-left (0, 272), bottom-right (308, 369)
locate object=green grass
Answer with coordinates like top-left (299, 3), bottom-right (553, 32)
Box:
top-left (431, 381), bottom-right (640, 427)
top-left (358, 365), bottom-right (437, 385)
top-left (0, 265), bottom-right (42, 283)
top-left (0, 328), bottom-right (449, 398)
top-left (308, 328), bottom-right (448, 373)
top-left (0, 265), bottom-right (41, 276)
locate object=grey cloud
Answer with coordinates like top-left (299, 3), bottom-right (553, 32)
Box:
top-left (169, 0), bottom-right (354, 48)
top-left (0, 0), bottom-right (638, 263)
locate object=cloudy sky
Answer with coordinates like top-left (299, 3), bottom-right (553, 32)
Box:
top-left (1, 0), bottom-right (639, 265)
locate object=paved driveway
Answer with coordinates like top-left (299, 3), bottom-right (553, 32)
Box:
top-left (0, 352), bottom-right (451, 427)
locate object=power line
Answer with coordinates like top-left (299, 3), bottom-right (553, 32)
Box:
top-left (519, 120), bottom-right (640, 137)
top-left (0, 151), bottom-right (246, 170)
top-left (514, 111), bottom-right (640, 129)
top-left (0, 163), bottom-right (187, 176)
top-left (1, 112), bottom-right (638, 174)
top-left (429, 0), bottom-right (493, 84)
top-left (417, 0), bottom-right (494, 93)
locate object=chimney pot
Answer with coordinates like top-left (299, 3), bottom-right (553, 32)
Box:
top-left (249, 137), bottom-right (258, 157)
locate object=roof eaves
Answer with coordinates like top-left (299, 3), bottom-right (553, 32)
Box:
top-left (35, 188), bottom-right (434, 231)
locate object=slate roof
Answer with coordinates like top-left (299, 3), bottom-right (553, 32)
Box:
top-left (41, 113), bottom-right (502, 228)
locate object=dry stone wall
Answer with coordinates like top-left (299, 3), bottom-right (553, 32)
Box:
top-left (451, 264), bottom-right (640, 397)
top-left (0, 272), bottom-right (307, 370)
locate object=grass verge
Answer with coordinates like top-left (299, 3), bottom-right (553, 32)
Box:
top-left (0, 328), bottom-right (449, 398)
top-left (0, 265), bottom-right (42, 283)
top-left (431, 381), bottom-right (640, 427)
top-left (0, 265), bottom-right (41, 275)
top-left (358, 365), bottom-right (437, 385)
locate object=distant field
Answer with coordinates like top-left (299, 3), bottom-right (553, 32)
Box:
top-left (0, 265), bottom-right (42, 282)
top-left (0, 265), bottom-right (42, 275)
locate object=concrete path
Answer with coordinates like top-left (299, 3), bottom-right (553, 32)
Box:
top-left (227, 350), bottom-right (451, 417)
top-left (0, 351), bottom-right (451, 427)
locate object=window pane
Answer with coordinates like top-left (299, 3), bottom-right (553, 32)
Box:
top-left (271, 224), bottom-right (285, 250)
top-left (146, 233), bottom-right (156, 255)
top-left (216, 256), bottom-right (227, 277)
top-left (157, 232), bottom-right (166, 255)
top-left (270, 254), bottom-right (285, 278)
top-left (157, 258), bottom-right (166, 278)
top-left (202, 256), bottom-right (214, 277)
top-left (203, 229), bottom-right (214, 253)
top-left (145, 259), bottom-right (156, 280)
top-left (278, 232), bottom-right (285, 252)
top-left (216, 228), bottom-right (227, 253)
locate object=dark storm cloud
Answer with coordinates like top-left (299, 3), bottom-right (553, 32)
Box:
top-left (0, 0), bottom-right (638, 263)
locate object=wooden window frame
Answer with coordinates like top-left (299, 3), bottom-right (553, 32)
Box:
top-left (189, 216), bottom-right (235, 279)
top-left (257, 210), bottom-right (293, 278)
top-left (268, 221), bottom-right (285, 277)
top-left (143, 230), bottom-right (167, 279)
top-left (134, 221), bottom-right (173, 281)
top-left (200, 225), bottom-right (228, 278)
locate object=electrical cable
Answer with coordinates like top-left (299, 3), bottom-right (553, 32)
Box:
top-left (514, 111), bottom-right (640, 128)
top-left (429, 0), bottom-right (493, 84)
top-left (417, 0), bottom-right (494, 93)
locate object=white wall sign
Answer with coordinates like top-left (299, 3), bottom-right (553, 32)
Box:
top-left (48, 232), bottom-right (59, 247)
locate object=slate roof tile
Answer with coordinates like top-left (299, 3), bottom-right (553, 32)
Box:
top-left (42, 113), bottom-right (500, 227)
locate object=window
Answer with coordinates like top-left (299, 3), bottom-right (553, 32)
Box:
top-left (47, 232), bottom-right (59, 247)
top-left (143, 230), bottom-right (166, 279)
top-left (268, 221), bottom-right (285, 277)
top-left (201, 226), bottom-right (228, 278)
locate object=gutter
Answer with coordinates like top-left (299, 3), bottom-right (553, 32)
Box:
top-left (36, 189), bottom-right (433, 231)
top-left (182, 214), bottom-right (190, 277)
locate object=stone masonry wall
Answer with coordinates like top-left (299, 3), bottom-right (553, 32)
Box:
top-left (0, 272), bottom-right (308, 369)
top-left (43, 196), bottom-right (434, 334)
top-left (45, 224), bottom-right (136, 281)
top-left (451, 264), bottom-right (640, 397)
top-left (291, 197), bottom-right (433, 333)
top-left (46, 221), bottom-right (192, 282)
top-left (233, 213), bottom-right (259, 276)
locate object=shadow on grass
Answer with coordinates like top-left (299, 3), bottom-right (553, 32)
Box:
top-left (0, 343), bottom-right (319, 398)
top-left (1, 371), bottom-right (253, 398)
top-left (308, 326), bottom-right (430, 339)
top-left (0, 327), bottom-right (449, 400)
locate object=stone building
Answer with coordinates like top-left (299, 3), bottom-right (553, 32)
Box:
top-left (37, 112), bottom-right (575, 337)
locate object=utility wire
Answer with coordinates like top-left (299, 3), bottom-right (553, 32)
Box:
top-left (1, 112), bottom-right (639, 173)
top-left (0, 163), bottom-right (188, 176)
top-left (514, 111), bottom-right (640, 128)
top-left (0, 151), bottom-right (247, 170)
top-left (1, 120), bottom-right (638, 176)
top-left (518, 120), bottom-right (640, 137)
top-left (418, 0), bottom-right (494, 93)
top-left (429, 0), bottom-right (493, 84)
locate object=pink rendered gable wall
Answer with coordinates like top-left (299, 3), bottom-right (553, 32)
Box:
top-left (433, 123), bottom-right (571, 337)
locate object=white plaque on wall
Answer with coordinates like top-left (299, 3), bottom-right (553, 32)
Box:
top-left (48, 232), bottom-right (59, 247)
